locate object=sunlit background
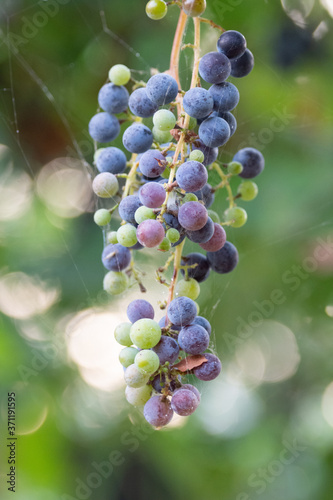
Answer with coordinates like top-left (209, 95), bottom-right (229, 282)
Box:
top-left (0, 0), bottom-right (333, 499)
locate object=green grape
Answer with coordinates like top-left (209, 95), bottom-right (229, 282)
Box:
top-left (124, 364), bottom-right (149, 388)
top-left (94, 209), bottom-right (111, 226)
top-left (134, 206), bottom-right (156, 224)
top-left (224, 206), bottom-right (248, 228)
top-left (103, 271), bottom-right (128, 295)
top-left (114, 322), bottom-right (132, 346)
top-left (189, 149), bottom-right (205, 163)
top-left (92, 173), bottom-right (119, 198)
top-left (125, 385), bottom-right (152, 406)
top-left (135, 350), bottom-right (160, 375)
top-left (107, 231), bottom-right (118, 244)
top-left (94, 148), bottom-right (104, 163)
top-left (228, 161), bottom-right (243, 175)
top-left (153, 110), bottom-right (176, 131)
top-left (207, 209), bottom-right (220, 223)
top-left (161, 164), bottom-right (171, 179)
top-left (188, 116), bottom-right (197, 130)
top-left (130, 319), bottom-right (161, 349)
top-left (182, 0), bottom-right (206, 17)
top-left (153, 127), bottom-right (173, 144)
top-left (194, 301), bottom-right (200, 314)
top-left (109, 64), bottom-right (131, 86)
top-left (117, 224), bottom-right (137, 247)
top-left (158, 237), bottom-right (171, 252)
top-left (237, 181), bottom-right (258, 201)
top-left (175, 278), bottom-right (200, 300)
top-left (119, 347), bottom-right (139, 368)
top-left (183, 193), bottom-right (198, 203)
top-left (166, 228), bottom-right (180, 243)
top-left (146, 0), bottom-right (168, 20)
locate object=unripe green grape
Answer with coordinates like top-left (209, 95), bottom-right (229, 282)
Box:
top-left (224, 206), bottom-right (248, 228)
top-left (119, 347), bottom-right (139, 368)
top-left (207, 209), bottom-right (220, 223)
top-left (103, 271), bottom-right (128, 295)
top-left (109, 64), bottom-right (131, 86)
top-left (107, 231), bottom-right (118, 244)
top-left (237, 181), bottom-right (258, 201)
top-left (114, 322), bottom-right (132, 346)
top-left (153, 110), bottom-right (176, 131)
top-left (189, 149), bottom-right (205, 163)
top-left (175, 278), bottom-right (200, 300)
top-left (228, 161), bottom-right (243, 175)
top-left (182, 0), bottom-right (206, 17)
top-left (146, 0), bottom-right (168, 20)
top-left (188, 116), bottom-right (197, 130)
top-left (195, 301), bottom-right (200, 314)
top-left (161, 165), bottom-right (171, 179)
top-left (153, 127), bottom-right (173, 144)
top-left (124, 364), bottom-right (149, 388)
top-left (130, 318), bottom-right (161, 349)
top-left (166, 228), bottom-right (180, 243)
top-left (134, 206), bottom-right (156, 224)
top-left (94, 209), bottom-right (111, 226)
top-left (125, 384), bottom-right (152, 406)
top-left (158, 237), bottom-right (171, 252)
top-left (183, 193), bottom-right (198, 203)
top-left (117, 224), bottom-right (137, 247)
top-left (94, 148), bottom-right (104, 163)
top-left (135, 350), bottom-right (160, 375)
top-left (92, 172), bottom-right (119, 198)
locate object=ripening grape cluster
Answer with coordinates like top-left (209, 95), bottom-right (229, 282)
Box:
top-left (87, 0), bottom-right (265, 427)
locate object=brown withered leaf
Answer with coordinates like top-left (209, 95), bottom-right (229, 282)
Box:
top-left (172, 355), bottom-right (207, 372)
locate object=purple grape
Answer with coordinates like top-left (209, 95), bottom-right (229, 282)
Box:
top-left (139, 182), bottom-right (166, 208)
top-left (151, 374), bottom-right (179, 393)
top-left (206, 241), bottom-right (239, 274)
top-left (101, 243), bottom-right (131, 271)
top-left (168, 296), bottom-right (197, 326)
top-left (171, 389), bottom-right (199, 416)
top-left (180, 253), bottom-right (211, 283)
top-left (233, 147), bottom-right (265, 179)
top-left (137, 219), bottom-right (165, 248)
top-left (127, 299), bottom-right (154, 323)
top-left (192, 140), bottom-right (218, 166)
top-left (176, 161), bottom-right (208, 192)
top-left (139, 150), bottom-right (166, 178)
top-left (199, 51), bottom-right (231, 84)
top-left (187, 217), bottom-right (214, 244)
top-left (198, 116), bottom-right (230, 148)
top-left (122, 123), bottom-right (153, 154)
top-left (119, 195), bottom-right (142, 224)
top-left (96, 147), bottom-right (127, 174)
top-left (89, 112), bottom-right (120, 143)
top-left (178, 201), bottom-right (208, 231)
top-left (175, 384), bottom-right (201, 402)
top-left (218, 111), bottom-right (237, 137)
top-left (193, 183), bottom-right (215, 208)
top-left (193, 353), bottom-right (222, 381)
top-left (208, 82), bottom-right (240, 113)
top-left (178, 324), bottom-right (209, 355)
top-left (183, 87), bottom-right (214, 119)
top-left (199, 223), bottom-right (226, 252)
top-left (129, 241), bottom-right (144, 250)
top-left (152, 336), bottom-right (180, 364)
top-left (98, 83), bottom-right (129, 114)
top-left (192, 316), bottom-right (211, 336)
top-left (217, 30), bottom-right (247, 60)
top-left (146, 74), bottom-right (179, 106)
top-left (230, 49), bottom-right (254, 78)
top-left (143, 395), bottom-right (173, 427)
top-left (158, 316), bottom-right (181, 333)
top-left (128, 88), bottom-right (158, 118)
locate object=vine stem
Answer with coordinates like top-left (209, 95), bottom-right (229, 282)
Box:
top-left (213, 163), bottom-right (235, 208)
top-left (169, 9), bottom-right (187, 88)
top-left (123, 154), bottom-right (138, 197)
top-left (166, 238), bottom-right (186, 313)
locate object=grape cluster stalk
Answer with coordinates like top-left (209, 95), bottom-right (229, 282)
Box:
top-left (88, 0), bottom-right (265, 428)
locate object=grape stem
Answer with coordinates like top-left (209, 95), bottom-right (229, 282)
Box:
top-left (212, 162), bottom-right (235, 208)
top-left (123, 155), bottom-right (138, 197)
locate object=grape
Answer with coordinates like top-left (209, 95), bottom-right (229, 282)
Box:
top-left (188, 116), bottom-right (197, 129)
top-left (119, 195), bottom-right (142, 224)
top-left (107, 231), bottom-right (118, 244)
top-left (158, 316), bottom-right (181, 332)
top-left (227, 161), bottom-right (243, 175)
top-left (89, 112), bottom-right (120, 143)
top-left (151, 374), bottom-right (179, 393)
top-left (199, 51), bottom-right (231, 84)
top-left (130, 318), bottom-right (162, 349)
top-left (139, 182), bottom-right (166, 208)
top-left (178, 201), bottom-right (208, 231)
top-left (182, 0), bottom-right (206, 17)
top-left (183, 193), bottom-right (198, 203)
top-left (176, 161), bottom-right (208, 193)
top-left (238, 180), bottom-right (258, 201)
top-left (114, 322), bottom-right (132, 346)
top-left (146, 0), bottom-right (168, 20)
top-left (129, 88), bottom-right (158, 118)
top-left (92, 172), bottom-right (119, 198)
top-left (152, 336), bottom-right (180, 364)
top-left (198, 116), bottom-right (230, 148)
top-left (166, 228), bottom-right (180, 243)
top-left (187, 216), bottom-right (214, 244)
top-left (127, 299), bottom-right (155, 323)
top-left (207, 210), bottom-right (220, 223)
top-left (193, 316), bottom-right (211, 336)
top-left (233, 147), bottom-right (265, 178)
top-left (218, 111), bottom-right (237, 137)
top-left (199, 223), bottom-right (226, 252)
top-left (207, 241), bottom-right (239, 274)
top-left (125, 385), bottom-right (152, 407)
top-left (134, 206), bottom-right (156, 224)
top-left (183, 88), bottom-right (214, 119)
top-left (230, 48), bottom-right (254, 78)
top-left (95, 147), bottom-right (127, 174)
top-left (119, 347), bottom-right (139, 368)
top-left (168, 296), bottom-right (197, 326)
top-left (135, 349), bottom-right (160, 374)
top-left (117, 224), bottom-right (137, 247)
top-left (103, 271), bottom-right (128, 295)
top-left (146, 73), bottom-right (178, 106)
top-left (224, 206), bottom-right (247, 228)
top-left (109, 64), bottom-right (131, 86)
top-left (175, 383), bottom-right (201, 402)
top-left (158, 237), bottom-right (171, 252)
top-left (192, 140), bottom-right (218, 166)
top-left (178, 324), bottom-right (209, 354)
top-left (153, 110), bottom-right (176, 131)
top-left (193, 353), bottom-right (222, 381)
top-left (208, 82), bottom-right (240, 113)
top-left (102, 243), bottom-right (131, 271)
top-left (217, 30), bottom-right (247, 60)
top-left (137, 219), bottom-right (165, 248)
top-left (98, 83), bottom-right (129, 114)
top-left (143, 395), bottom-right (173, 427)
top-left (175, 278), bottom-right (200, 300)
top-left (153, 127), bottom-right (173, 144)
top-left (171, 389), bottom-right (199, 416)
top-left (122, 123), bottom-right (153, 154)
top-left (124, 364), bottom-right (149, 387)
top-left (139, 149), bottom-right (166, 178)
top-left (94, 148), bottom-right (104, 162)
top-left (180, 253), bottom-right (211, 283)
top-left (94, 209), bottom-right (111, 226)
top-left (189, 149), bottom-right (205, 163)
top-left (129, 241), bottom-right (144, 250)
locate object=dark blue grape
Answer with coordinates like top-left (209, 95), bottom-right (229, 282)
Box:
top-left (193, 353), bottom-right (221, 381)
top-left (193, 316), bottom-right (211, 336)
top-left (199, 51), bottom-right (231, 84)
top-left (218, 112), bottom-right (237, 137)
top-left (168, 296), bottom-right (197, 327)
top-left (208, 82), bottom-right (240, 113)
top-left (127, 299), bottom-right (154, 323)
top-left (194, 183), bottom-right (215, 208)
top-left (183, 87), bottom-right (214, 119)
top-left (176, 161), bottom-right (208, 192)
top-left (139, 150), bottom-right (166, 178)
top-left (151, 374), bottom-right (179, 393)
top-left (233, 147), bottom-right (265, 178)
top-left (128, 88), bottom-right (158, 118)
top-left (89, 112), bottom-right (120, 143)
top-left (119, 195), bottom-right (142, 224)
top-left (192, 140), bottom-right (218, 166)
top-left (230, 49), bottom-right (254, 78)
top-left (178, 324), bottom-right (209, 355)
top-left (101, 243), bottom-right (131, 271)
top-left (180, 253), bottom-right (211, 283)
top-left (199, 116), bottom-right (230, 148)
top-left (96, 147), bottom-right (127, 174)
top-left (129, 241), bottom-right (144, 250)
top-left (152, 336), bottom-right (180, 364)
top-left (146, 74), bottom-right (179, 105)
top-left (207, 241), bottom-right (239, 274)
top-left (158, 316), bottom-right (181, 333)
top-left (122, 123), bottom-right (153, 153)
top-left (98, 83), bottom-right (129, 114)
top-left (187, 217), bottom-right (214, 243)
top-left (217, 30), bottom-right (247, 60)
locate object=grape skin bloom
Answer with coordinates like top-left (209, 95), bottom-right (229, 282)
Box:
top-left (96, 147), bottom-right (127, 174)
top-left (129, 88), bottom-right (158, 118)
top-left (146, 73), bottom-right (179, 105)
top-left (122, 123), bottom-right (153, 154)
top-left (89, 112), bottom-right (120, 143)
top-left (178, 201), bottom-right (208, 231)
top-left (171, 388), bottom-right (199, 416)
top-left (199, 51), bottom-right (231, 84)
top-left (207, 241), bottom-right (239, 274)
top-left (98, 83), bottom-right (129, 114)
top-left (198, 116), bottom-right (230, 148)
top-left (178, 324), bottom-right (210, 355)
top-left (168, 296), bottom-right (197, 326)
top-left (127, 299), bottom-right (155, 323)
top-left (143, 395), bottom-right (174, 427)
top-left (102, 243), bottom-right (131, 272)
top-left (183, 87), bottom-right (214, 119)
top-left (176, 160), bottom-right (208, 192)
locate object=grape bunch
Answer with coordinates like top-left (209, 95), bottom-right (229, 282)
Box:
top-left (87, 0), bottom-right (265, 427)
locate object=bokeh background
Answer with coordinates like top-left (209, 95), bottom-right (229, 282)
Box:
top-left (1, 0), bottom-right (333, 499)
